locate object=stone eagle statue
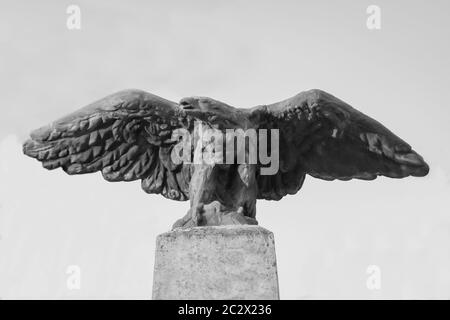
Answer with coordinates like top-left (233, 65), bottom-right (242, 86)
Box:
top-left (23, 89), bottom-right (429, 229)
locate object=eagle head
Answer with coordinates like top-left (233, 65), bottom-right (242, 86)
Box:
top-left (179, 96), bottom-right (243, 127)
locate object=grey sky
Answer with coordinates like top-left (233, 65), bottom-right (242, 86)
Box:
top-left (0, 0), bottom-right (449, 299)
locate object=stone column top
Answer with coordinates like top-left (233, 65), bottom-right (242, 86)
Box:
top-left (159, 225), bottom-right (274, 239)
top-left (153, 225), bottom-right (279, 300)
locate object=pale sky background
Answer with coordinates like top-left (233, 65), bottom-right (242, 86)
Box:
top-left (0, 0), bottom-right (449, 299)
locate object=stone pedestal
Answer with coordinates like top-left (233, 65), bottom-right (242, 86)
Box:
top-left (152, 225), bottom-right (279, 300)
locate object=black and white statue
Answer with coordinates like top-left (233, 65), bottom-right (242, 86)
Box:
top-left (23, 89), bottom-right (429, 228)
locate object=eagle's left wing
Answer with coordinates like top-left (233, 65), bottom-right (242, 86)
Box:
top-left (250, 89), bottom-right (429, 200)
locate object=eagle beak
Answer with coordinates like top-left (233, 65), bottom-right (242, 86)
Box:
top-left (180, 100), bottom-right (195, 110)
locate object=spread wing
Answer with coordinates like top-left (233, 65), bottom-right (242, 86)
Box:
top-left (23, 89), bottom-right (194, 201)
top-left (251, 89), bottom-right (429, 200)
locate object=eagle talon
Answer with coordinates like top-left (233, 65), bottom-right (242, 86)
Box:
top-left (172, 203), bottom-right (206, 229)
top-left (192, 203), bottom-right (205, 225)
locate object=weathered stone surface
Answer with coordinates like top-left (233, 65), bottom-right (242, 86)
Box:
top-left (152, 225), bottom-right (279, 300)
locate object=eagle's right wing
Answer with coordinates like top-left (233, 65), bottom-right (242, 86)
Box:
top-left (23, 89), bottom-right (195, 201)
